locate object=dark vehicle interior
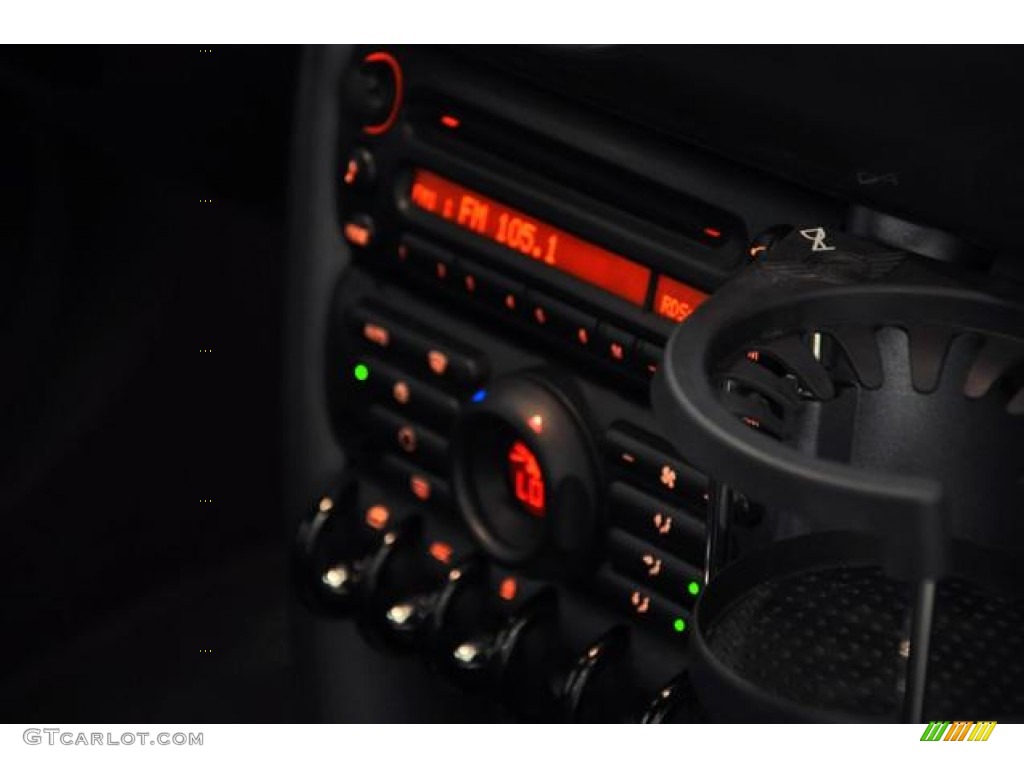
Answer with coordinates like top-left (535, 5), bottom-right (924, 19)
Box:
top-left (2, 44), bottom-right (1022, 724)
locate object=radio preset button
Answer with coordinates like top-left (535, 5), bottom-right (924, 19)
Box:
top-left (596, 324), bottom-right (636, 366)
top-left (635, 341), bottom-right (663, 378)
top-left (454, 259), bottom-right (524, 318)
top-left (526, 291), bottom-right (597, 350)
top-left (398, 236), bottom-right (454, 285)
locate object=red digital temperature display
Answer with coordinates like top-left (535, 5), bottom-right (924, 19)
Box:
top-left (409, 169), bottom-right (651, 307)
top-left (507, 441), bottom-right (545, 518)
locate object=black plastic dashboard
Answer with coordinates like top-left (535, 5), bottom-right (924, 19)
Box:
top-left (286, 45), bottom-right (1024, 723)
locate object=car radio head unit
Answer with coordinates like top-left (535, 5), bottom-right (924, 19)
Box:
top-left (289, 45), bottom-right (1024, 724)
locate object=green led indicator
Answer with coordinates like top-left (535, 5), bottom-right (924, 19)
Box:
top-left (353, 363), bottom-right (370, 382)
top-left (687, 580), bottom-right (701, 596)
top-left (673, 617), bottom-right (687, 633)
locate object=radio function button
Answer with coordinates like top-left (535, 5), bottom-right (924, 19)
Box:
top-left (380, 454), bottom-right (452, 509)
top-left (341, 146), bottom-right (376, 190)
top-left (596, 323), bottom-right (636, 366)
top-left (609, 482), bottom-right (705, 565)
top-left (635, 340), bottom-right (663, 379)
top-left (348, 303), bottom-right (487, 391)
top-left (607, 529), bottom-right (702, 608)
top-left (605, 423), bottom-right (709, 506)
top-left (595, 567), bottom-right (692, 639)
top-left (420, 346), bottom-right (484, 389)
top-left (343, 214), bottom-right (375, 249)
top-left (366, 405), bottom-right (449, 471)
top-left (356, 357), bottom-right (459, 430)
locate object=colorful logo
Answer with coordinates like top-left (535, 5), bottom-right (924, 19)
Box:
top-left (920, 721), bottom-right (997, 741)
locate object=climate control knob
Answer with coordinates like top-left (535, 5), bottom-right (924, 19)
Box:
top-left (452, 373), bottom-right (601, 572)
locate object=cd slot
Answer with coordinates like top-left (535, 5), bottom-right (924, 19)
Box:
top-left (407, 96), bottom-right (745, 262)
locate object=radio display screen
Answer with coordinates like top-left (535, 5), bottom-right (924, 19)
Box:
top-left (653, 274), bottom-right (709, 323)
top-left (409, 169), bottom-right (651, 307)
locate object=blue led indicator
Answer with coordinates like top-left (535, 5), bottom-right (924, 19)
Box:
top-left (472, 389), bottom-right (487, 403)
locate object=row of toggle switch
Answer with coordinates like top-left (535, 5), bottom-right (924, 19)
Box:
top-left (294, 474), bottom-right (703, 723)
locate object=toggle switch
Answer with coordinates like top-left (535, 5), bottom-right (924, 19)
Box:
top-left (438, 584), bottom-right (561, 719)
top-left (555, 625), bottom-right (632, 723)
top-left (292, 471), bottom-right (418, 614)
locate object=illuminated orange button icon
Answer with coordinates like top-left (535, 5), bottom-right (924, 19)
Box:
top-left (577, 327), bottom-right (590, 345)
top-left (610, 342), bottom-right (625, 361)
top-left (659, 465), bottom-right (677, 490)
top-left (363, 323), bottom-right (390, 348)
top-left (630, 591), bottom-right (650, 615)
top-left (427, 350), bottom-right (449, 376)
top-left (747, 350), bottom-right (760, 362)
top-left (429, 541), bottom-right (453, 564)
top-left (410, 474), bottom-right (432, 501)
top-left (344, 221), bottom-right (372, 247)
top-left (653, 513), bottom-right (672, 536)
top-left (464, 275), bottom-right (476, 293)
top-left (533, 307), bottom-right (547, 325)
top-left (343, 159), bottom-right (359, 185)
top-left (499, 576), bottom-right (518, 601)
top-left (392, 380), bottom-right (410, 405)
top-left (504, 293), bottom-right (516, 311)
top-left (435, 262), bottom-right (448, 280)
top-left (365, 504), bottom-right (390, 530)
top-left (642, 554), bottom-right (662, 576)
top-left (397, 426), bottom-right (417, 453)
top-left (527, 414), bottom-right (544, 434)
top-left (440, 114), bottom-right (460, 129)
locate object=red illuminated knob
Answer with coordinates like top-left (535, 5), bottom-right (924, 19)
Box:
top-left (452, 373), bottom-right (601, 572)
top-left (346, 51), bottom-right (403, 136)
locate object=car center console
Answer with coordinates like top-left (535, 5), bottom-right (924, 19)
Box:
top-left (286, 45), bottom-right (1024, 723)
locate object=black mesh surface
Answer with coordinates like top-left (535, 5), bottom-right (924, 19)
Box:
top-left (706, 566), bottom-right (1024, 720)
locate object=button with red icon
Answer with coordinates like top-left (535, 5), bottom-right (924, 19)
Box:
top-left (366, 405), bottom-right (449, 471)
top-left (348, 300), bottom-right (487, 390)
top-left (608, 482), bottom-right (705, 565)
top-left (340, 147), bottom-right (376, 191)
top-left (596, 323), bottom-right (636, 366)
top-left (381, 454), bottom-right (451, 509)
top-left (525, 291), bottom-right (597, 350)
